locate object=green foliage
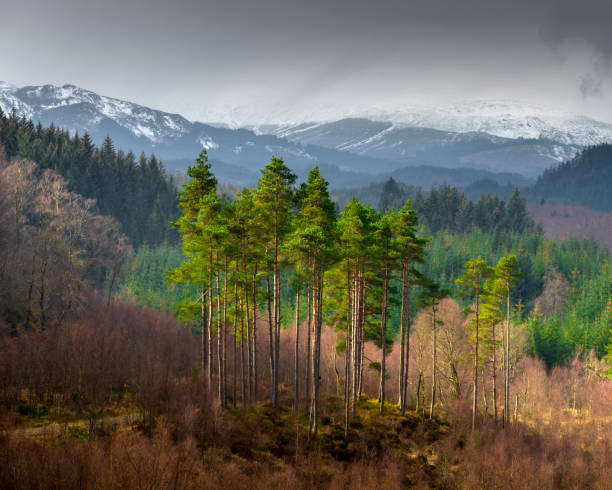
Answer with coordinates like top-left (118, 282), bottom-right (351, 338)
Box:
top-left (118, 245), bottom-right (198, 312)
top-left (532, 144), bottom-right (612, 212)
top-left (0, 109), bottom-right (178, 246)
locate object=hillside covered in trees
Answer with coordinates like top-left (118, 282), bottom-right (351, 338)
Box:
top-left (0, 125), bottom-right (611, 488)
top-left (0, 108), bottom-right (178, 245)
top-left (531, 144), bottom-right (612, 211)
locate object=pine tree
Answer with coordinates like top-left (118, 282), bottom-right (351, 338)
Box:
top-left (254, 156), bottom-right (296, 408)
top-left (287, 167), bottom-right (336, 436)
top-left (393, 200), bottom-right (428, 415)
top-left (417, 279), bottom-right (450, 419)
top-left (492, 255), bottom-right (520, 426)
top-left (456, 256), bottom-right (493, 431)
top-left (168, 149), bottom-right (217, 389)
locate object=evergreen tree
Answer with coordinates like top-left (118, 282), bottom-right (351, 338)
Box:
top-left (393, 200), bottom-right (428, 415)
top-left (417, 279), bottom-right (449, 419)
top-left (288, 167), bottom-right (336, 436)
top-left (254, 156), bottom-right (296, 409)
top-left (169, 149), bottom-right (218, 388)
top-left (456, 256), bottom-right (493, 431)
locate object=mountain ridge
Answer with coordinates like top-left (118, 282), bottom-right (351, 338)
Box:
top-left (1, 81), bottom-right (606, 179)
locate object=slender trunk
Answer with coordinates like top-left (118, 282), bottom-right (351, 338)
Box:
top-left (492, 322), bottom-right (498, 425)
top-left (201, 287), bottom-right (208, 386)
top-left (305, 278), bottom-right (312, 416)
top-left (252, 265), bottom-right (258, 402)
top-left (294, 286), bottom-right (300, 411)
top-left (266, 274), bottom-right (276, 407)
top-left (216, 260), bottom-right (224, 407)
top-left (416, 371), bottom-right (422, 412)
top-left (310, 260), bottom-right (322, 438)
top-left (379, 262), bottom-right (388, 415)
top-left (482, 367), bottom-right (488, 415)
top-left (505, 284), bottom-right (511, 426)
top-left (309, 264), bottom-right (317, 436)
top-left (241, 226), bottom-right (252, 405)
top-left (244, 268), bottom-right (252, 406)
top-left (358, 277), bottom-right (365, 399)
top-left (402, 269), bottom-right (412, 416)
top-left (430, 307), bottom-right (437, 419)
top-left (233, 277), bottom-right (238, 409)
top-left (472, 292), bottom-right (479, 431)
top-left (399, 264), bottom-right (407, 411)
top-left (240, 295), bottom-right (247, 408)
top-left (351, 272), bottom-right (359, 417)
top-left (344, 268), bottom-right (352, 441)
top-left (273, 235), bottom-right (280, 409)
top-left (208, 250), bottom-right (214, 388)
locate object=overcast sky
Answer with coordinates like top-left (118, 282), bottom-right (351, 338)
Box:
top-left (2, 0), bottom-right (612, 123)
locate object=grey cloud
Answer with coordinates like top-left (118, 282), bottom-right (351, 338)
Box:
top-left (2, 0), bottom-right (612, 122)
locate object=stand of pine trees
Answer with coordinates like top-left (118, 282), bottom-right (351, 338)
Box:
top-left (0, 108), bottom-right (178, 246)
top-left (170, 149), bottom-right (540, 436)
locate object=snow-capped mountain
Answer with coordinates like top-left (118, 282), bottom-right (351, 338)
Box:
top-left (263, 118), bottom-right (582, 177)
top-left (260, 100), bottom-right (612, 147)
top-left (356, 100), bottom-right (612, 147)
top-left (0, 81), bottom-right (409, 184)
top-left (0, 81), bottom-right (192, 146)
top-left (0, 82), bottom-right (604, 180)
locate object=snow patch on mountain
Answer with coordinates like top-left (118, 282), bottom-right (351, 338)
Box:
top-left (356, 100), bottom-right (612, 147)
top-left (0, 82), bottom-right (190, 143)
top-left (198, 136), bottom-right (219, 150)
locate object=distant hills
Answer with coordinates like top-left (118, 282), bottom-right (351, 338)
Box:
top-left (2, 81), bottom-right (612, 188)
top-left (264, 118), bottom-right (581, 177)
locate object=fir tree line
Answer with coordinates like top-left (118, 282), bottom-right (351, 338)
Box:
top-left (169, 149), bottom-right (549, 436)
top-left (379, 177), bottom-right (536, 235)
top-left (0, 108), bottom-right (178, 246)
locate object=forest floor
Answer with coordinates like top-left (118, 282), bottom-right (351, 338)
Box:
top-left (2, 394), bottom-right (610, 488)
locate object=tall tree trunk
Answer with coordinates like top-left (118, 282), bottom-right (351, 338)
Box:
top-left (505, 285), bottom-right (511, 426)
top-left (492, 322), bottom-right (498, 425)
top-left (244, 268), bottom-right (252, 406)
top-left (201, 287), bottom-right (208, 387)
top-left (273, 235), bottom-right (280, 409)
top-left (472, 293), bottom-right (480, 432)
top-left (430, 308), bottom-right (437, 419)
top-left (344, 268), bottom-right (352, 441)
top-left (216, 262), bottom-right (224, 408)
top-left (309, 260), bottom-right (322, 438)
top-left (252, 266), bottom-right (258, 402)
top-left (233, 278), bottom-right (238, 409)
top-left (294, 286), bottom-right (300, 411)
top-left (266, 274), bottom-right (276, 407)
top-left (402, 271), bottom-right (412, 416)
top-left (379, 263), bottom-right (388, 415)
top-left (399, 264), bottom-right (407, 411)
top-left (208, 250), bottom-right (214, 389)
top-left (351, 271), bottom-right (361, 417)
top-left (358, 277), bottom-right (366, 399)
top-left (240, 295), bottom-right (247, 408)
top-left (305, 278), bottom-right (312, 416)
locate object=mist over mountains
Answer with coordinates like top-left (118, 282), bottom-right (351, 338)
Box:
top-left (2, 81), bottom-right (610, 187)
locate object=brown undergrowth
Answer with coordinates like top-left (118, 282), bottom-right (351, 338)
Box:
top-left (2, 390), bottom-right (610, 489)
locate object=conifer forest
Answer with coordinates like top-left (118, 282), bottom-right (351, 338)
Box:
top-left (2, 2), bottom-right (612, 487)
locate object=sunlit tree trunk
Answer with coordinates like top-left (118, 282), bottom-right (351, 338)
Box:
top-left (305, 278), bottom-right (312, 416)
